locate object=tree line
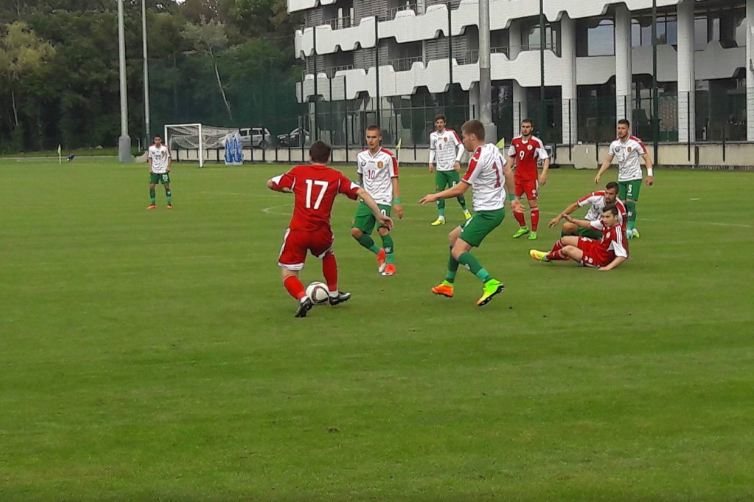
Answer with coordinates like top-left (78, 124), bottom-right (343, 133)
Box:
top-left (0, 0), bottom-right (302, 153)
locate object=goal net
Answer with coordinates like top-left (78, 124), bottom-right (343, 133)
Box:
top-left (164, 123), bottom-right (239, 167)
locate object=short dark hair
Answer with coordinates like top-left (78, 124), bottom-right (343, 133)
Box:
top-left (521, 118), bottom-right (533, 126)
top-left (434, 114), bottom-right (446, 123)
top-left (602, 204), bottom-right (619, 216)
top-left (309, 141), bottom-right (331, 163)
top-left (618, 119), bottom-right (630, 127)
top-left (153, 135), bottom-right (162, 139)
top-left (366, 125), bottom-right (381, 134)
top-left (461, 119), bottom-right (485, 141)
top-left (605, 181), bottom-right (619, 191)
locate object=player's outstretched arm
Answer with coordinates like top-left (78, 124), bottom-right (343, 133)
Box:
top-left (549, 201), bottom-right (579, 228)
top-left (358, 188), bottom-right (394, 229)
top-left (643, 151), bottom-right (655, 186)
top-left (419, 181), bottom-right (468, 205)
top-left (598, 256), bottom-right (626, 271)
top-left (563, 214), bottom-right (591, 229)
top-left (594, 154), bottom-right (614, 184)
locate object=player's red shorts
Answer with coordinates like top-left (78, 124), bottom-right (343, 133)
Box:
top-left (577, 237), bottom-right (611, 268)
top-left (515, 177), bottom-right (538, 200)
top-left (277, 228), bottom-right (333, 270)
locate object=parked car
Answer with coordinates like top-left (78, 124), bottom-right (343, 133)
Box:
top-left (239, 127), bottom-right (271, 147)
top-left (277, 127), bottom-right (310, 147)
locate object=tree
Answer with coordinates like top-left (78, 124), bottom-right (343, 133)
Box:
top-left (0, 21), bottom-right (55, 130)
top-left (183, 18), bottom-right (233, 120)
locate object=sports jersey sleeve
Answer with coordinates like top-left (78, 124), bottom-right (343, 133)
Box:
top-left (429, 134), bottom-right (436, 163)
top-left (356, 157), bottom-right (364, 175)
top-left (535, 139), bottom-right (549, 159)
top-left (577, 192), bottom-right (599, 208)
top-left (634, 139), bottom-right (646, 155)
top-left (337, 173), bottom-right (361, 200)
top-left (611, 232), bottom-right (628, 258)
top-left (507, 143), bottom-right (516, 158)
top-left (270, 169), bottom-right (295, 190)
top-left (389, 154), bottom-right (399, 177)
top-left (462, 153), bottom-right (481, 184)
top-left (589, 219), bottom-right (604, 231)
top-left (454, 133), bottom-right (465, 163)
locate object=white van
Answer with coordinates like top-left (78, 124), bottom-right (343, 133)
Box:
top-left (239, 127), bottom-right (272, 147)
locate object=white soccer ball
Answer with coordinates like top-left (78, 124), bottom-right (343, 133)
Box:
top-left (305, 281), bottom-right (329, 304)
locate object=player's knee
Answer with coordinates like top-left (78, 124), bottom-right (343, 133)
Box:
top-left (529, 200), bottom-right (538, 208)
top-left (377, 227), bottom-right (389, 237)
top-left (350, 228), bottom-right (363, 239)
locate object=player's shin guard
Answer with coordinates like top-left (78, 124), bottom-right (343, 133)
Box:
top-left (165, 189), bottom-right (172, 204)
top-left (356, 234), bottom-right (380, 254)
top-left (446, 248), bottom-right (459, 283)
top-left (531, 208), bottom-right (540, 231)
top-left (513, 209), bottom-right (527, 228)
top-left (149, 188), bottom-right (156, 204)
top-left (626, 200), bottom-right (637, 230)
top-left (436, 197), bottom-right (446, 217)
top-left (546, 239), bottom-right (568, 261)
top-left (283, 275), bottom-right (306, 301)
top-left (381, 234), bottom-right (395, 264)
top-left (458, 252), bottom-right (491, 282)
top-left (322, 252), bottom-right (338, 293)
top-left (457, 195), bottom-right (467, 210)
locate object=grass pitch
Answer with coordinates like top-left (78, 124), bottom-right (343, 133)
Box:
top-left (1, 157), bottom-right (753, 500)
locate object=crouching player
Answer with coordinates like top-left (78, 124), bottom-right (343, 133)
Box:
top-left (267, 141), bottom-right (393, 317)
top-left (548, 181), bottom-right (627, 238)
top-left (530, 204), bottom-right (628, 271)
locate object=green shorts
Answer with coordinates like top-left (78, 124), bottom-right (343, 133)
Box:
top-left (435, 170), bottom-right (461, 190)
top-left (619, 179), bottom-right (641, 201)
top-left (577, 226), bottom-right (602, 240)
top-left (150, 172), bottom-right (171, 185)
top-left (352, 201), bottom-right (392, 234)
top-left (459, 208), bottom-right (504, 247)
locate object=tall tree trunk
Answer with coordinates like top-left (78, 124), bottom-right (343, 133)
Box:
top-left (10, 88), bottom-right (19, 127)
top-left (209, 47), bottom-right (232, 120)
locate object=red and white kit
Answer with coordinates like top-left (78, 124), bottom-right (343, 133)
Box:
top-left (578, 221), bottom-right (629, 268)
top-left (577, 191), bottom-right (628, 229)
top-left (507, 135), bottom-right (548, 200)
top-left (269, 165), bottom-right (361, 270)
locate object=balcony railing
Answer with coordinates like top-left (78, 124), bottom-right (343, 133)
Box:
top-left (389, 55), bottom-right (424, 72)
top-left (325, 64), bottom-right (355, 77)
top-left (454, 46), bottom-right (508, 65)
top-left (385, 2), bottom-right (420, 20)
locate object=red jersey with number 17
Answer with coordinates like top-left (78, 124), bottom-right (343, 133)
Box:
top-left (270, 164), bottom-right (361, 233)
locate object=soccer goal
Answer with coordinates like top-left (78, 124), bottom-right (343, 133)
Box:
top-left (164, 123), bottom-right (239, 167)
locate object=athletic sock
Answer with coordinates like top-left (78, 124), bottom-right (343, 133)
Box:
top-left (514, 210), bottom-right (527, 228)
top-left (357, 234), bottom-right (380, 254)
top-left (626, 200), bottom-right (637, 230)
top-left (458, 252), bottom-right (491, 282)
top-left (531, 208), bottom-right (540, 232)
top-left (322, 252), bottom-right (338, 293)
top-left (283, 275), bottom-right (306, 301)
top-left (546, 239), bottom-right (568, 261)
top-left (381, 234), bottom-right (395, 264)
top-left (437, 199), bottom-right (446, 217)
top-left (149, 188), bottom-right (156, 204)
top-left (446, 248), bottom-right (459, 283)
top-left (166, 189), bottom-right (172, 204)
top-left (458, 195), bottom-right (467, 210)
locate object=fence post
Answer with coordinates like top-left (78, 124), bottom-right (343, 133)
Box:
top-left (568, 97), bottom-right (572, 162)
top-left (344, 75), bottom-right (349, 163)
top-left (722, 127), bottom-right (726, 163)
top-left (686, 90), bottom-right (691, 163)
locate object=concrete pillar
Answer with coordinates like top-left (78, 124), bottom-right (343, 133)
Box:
top-left (509, 19), bottom-right (527, 135)
top-left (469, 82), bottom-right (480, 119)
top-left (615, 4), bottom-right (633, 123)
top-left (560, 13), bottom-right (577, 145)
top-left (747, 0), bottom-right (754, 140)
top-left (677, 0), bottom-right (696, 143)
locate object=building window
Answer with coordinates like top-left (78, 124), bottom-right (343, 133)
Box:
top-left (694, 5), bottom-right (746, 50)
top-left (632, 13), bottom-right (677, 48)
top-left (576, 18), bottom-right (615, 57)
top-left (520, 18), bottom-right (561, 56)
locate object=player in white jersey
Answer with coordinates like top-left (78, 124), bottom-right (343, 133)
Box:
top-left (420, 120), bottom-right (522, 307)
top-left (594, 119), bottom-right (655, 238)
top-left (146, 135), bottom-right (173, 209)
top-left (428, 114), bottom-right (471, 225)
top-left (351, 125), bottom-right (404, 276)
top-left (548, 181), bottom-right (627, 239)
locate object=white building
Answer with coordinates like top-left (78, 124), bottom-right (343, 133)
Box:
top-left (289, 0), bottom-right (752, 147)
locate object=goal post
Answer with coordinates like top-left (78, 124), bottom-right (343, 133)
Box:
top-left (164, 123), bottom-right (238, 167)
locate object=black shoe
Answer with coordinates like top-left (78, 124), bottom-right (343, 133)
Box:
top-left (294, 298), bottom-right (314, 318)
top-left (328, 291), bottom-right (351, 306)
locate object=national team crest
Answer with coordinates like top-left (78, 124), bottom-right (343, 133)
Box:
top-left (527, 145), bottom-right (533, 150)
top-left (443, 137), bottom-right (448, 142)
top-left (627, 147), bottom-right (633, 153)
top-left (377, 161), bottom-right (384, 169)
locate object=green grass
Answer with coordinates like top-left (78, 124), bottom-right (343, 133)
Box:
top-left (1, 157), bottom-right (753, 500)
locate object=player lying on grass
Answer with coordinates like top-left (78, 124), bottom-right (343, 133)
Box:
top-left (351, 125), bottom-right (403, 276)
top-left (548, 181), bottom-right (627, 239)
top-left (267, 141), bottom-right (393, 318)
top-left (530, 204), bottom-right (628, 271)
top-left (420, 119), bottom-right (523, 307)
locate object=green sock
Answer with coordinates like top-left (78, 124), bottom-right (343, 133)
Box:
top-left (149, 188), bottom-right (156, 204)
top-left (437, 198), bottom-right (446, 217)
top-left (166, 189), bottom-right (172, 204)
top-left (357, 234), bottom-right (380, 254)
top-left (626, 200), bottom-right (637, 231)
top-left (382, 234), bottom-right (395, 264)
top-left (458, 252), bottom-right (491, 283)
top-left (457, 195), bottom-right (467, 210)
top-left (446, 250), bottom-right (459, 283)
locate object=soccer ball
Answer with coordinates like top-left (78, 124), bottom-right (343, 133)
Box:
top-left (305, 282), bottom-right (329, 304)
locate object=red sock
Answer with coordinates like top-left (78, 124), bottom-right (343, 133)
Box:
top-left (322, 252), bottom-right (338, 293)
top-left (283, 275), bottom-right (306, 300)
top-left (546, 239), bottom-right (567, 261)
top-left (514, 210), bottom-right (527, 228)
top-left (531, 208), bottom-right (540, 232)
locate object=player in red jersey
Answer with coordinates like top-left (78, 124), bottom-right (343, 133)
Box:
top-left (267, 141), bottom-right (393, 317)
top-left (548, 181), bottom-right (627, 238)
top-left (505, 119), bottom-right (550, 240)
top-left (530, 204), bottom-right (628, 271)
